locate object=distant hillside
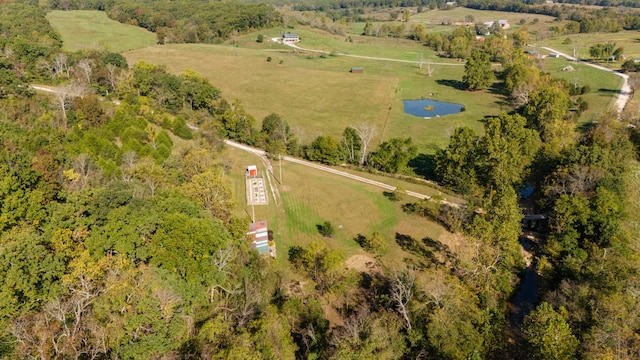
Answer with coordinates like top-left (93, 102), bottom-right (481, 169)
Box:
top-left (47, 10), bottom-right (156, 52)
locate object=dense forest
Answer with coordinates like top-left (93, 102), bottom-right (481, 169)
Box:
top-left (48, 0), bottom-right (279, 43)
top-left (1, 0), bottom-right (640, 359)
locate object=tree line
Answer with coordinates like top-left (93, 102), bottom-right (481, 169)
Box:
top-left (47, 0), bottom-right (279, 44)
top-left (1, 1), bottom-right (640, 358)
top-left (432, 22), bottom-right (640, 358)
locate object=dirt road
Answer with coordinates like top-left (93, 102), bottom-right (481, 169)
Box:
top-left (542, 46), bottom-right (630, 117)
top-left (224, 139), bottom-right (461, 208)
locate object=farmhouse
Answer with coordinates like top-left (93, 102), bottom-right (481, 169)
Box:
top-left (483, 20), bottom-right (510, 29)
top-left (282, 33), bottom-right (299, 43)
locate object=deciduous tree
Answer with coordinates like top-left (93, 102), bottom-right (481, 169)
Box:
top-left (463, 49), bottom-right (494, 91)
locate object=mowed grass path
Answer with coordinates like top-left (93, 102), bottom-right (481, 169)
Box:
top-left (220, 145), bottom-right (456, 269)
top-left (47, 10), bottom-right (156, 52)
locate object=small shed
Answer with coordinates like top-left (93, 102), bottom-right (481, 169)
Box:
top-left (350, 67), bottom-right (364, 73)
top-left (548, 53), bottom-right (560, 58)
top-left (247, 221), bottom-right (270, 255)
top-left (524, 50), bottom-right (541, 59)
top-left (246, 165), bottom-right (257, 177)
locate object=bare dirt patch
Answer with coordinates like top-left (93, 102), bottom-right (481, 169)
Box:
top-left (346, 254), bottom-right (380, 274)
top-left (280, 185), bottom-right (292, 192)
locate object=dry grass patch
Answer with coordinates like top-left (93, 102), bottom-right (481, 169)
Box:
top-left (47, 10), bottom-right (156, 52)
top-left (125, 44), bottom-right (397, 141)
top-left (218, 136), bottom-right (469, 271)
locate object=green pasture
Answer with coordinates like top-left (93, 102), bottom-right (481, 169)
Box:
top-left (239, 26), bottom-right (454, 63)
top-left (409, 7), bottom-right (560, 33)
top-left (125, 31), bottom-right (504, 152)
top-left (544, 31), bottom-right (640, 63)
top-left (219, 145), bottom-right (458, 269)
top-left (539, 57), bottom-right (625, 119)
top-left (54, 10), bottom-right (628, 153)
top-left (46, 10), bottom-right (156, 52)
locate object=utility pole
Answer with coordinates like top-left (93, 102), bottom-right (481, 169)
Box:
top-left (279, 154), bottom-right (282, 184)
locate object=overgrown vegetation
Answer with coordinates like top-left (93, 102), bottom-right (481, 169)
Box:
top-left (0, 1), bottom-right (639, 359)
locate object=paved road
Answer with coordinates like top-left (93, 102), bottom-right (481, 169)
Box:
top-left (542, 46), bottom-right (631, 117)
top-left (224, 139), bottom-right (461, 207)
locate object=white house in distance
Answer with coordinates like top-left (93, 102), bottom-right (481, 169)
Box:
top-left (483, 20), bottom-right (510, 29)
top-left (282, 33), bottom-right (299, 43)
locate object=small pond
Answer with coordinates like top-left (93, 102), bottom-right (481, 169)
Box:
top-left (403, 98), bottom-right (464, 118)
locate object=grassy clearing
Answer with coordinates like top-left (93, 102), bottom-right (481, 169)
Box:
top-left (126, 43), bottom-right (398, 145)
top-left (125, 30), bottom-right (504, 153)
top-left (219, 145), bottom-right (457, 269)
top-left (46, 10), bottom-right (156, 52)
top-left (544, 31), bottom-right (640, 62)
top-left (409, 7), bottom-right (561, 34)
top-left (539, 57), bottom-right (624, 120)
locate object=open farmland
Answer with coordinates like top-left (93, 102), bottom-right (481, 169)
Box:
top-left (540, 56), bottom-right (625, 120)
top-left (219, 145), bottom-right (464, 269)
top-left (125, 28), bottom-right (503, 151)
top-left (544, 31), bottom-right (640, 61)
top-left (410, 7), bottom-right (560, 33)
top-left (47, 10), bottom-right (156, 52)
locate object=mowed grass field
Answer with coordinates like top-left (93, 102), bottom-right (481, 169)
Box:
top-left (125, 26), bottom-right (504, 151)
top-left (46, 10), bottom-right (156, 52)
top-left (219, 145), bottom-right (461, 269)
top-left (539, 57), bottom-right (625, 119)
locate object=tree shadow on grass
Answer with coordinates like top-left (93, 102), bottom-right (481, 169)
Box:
top-left (423, 237), bottom-right (459, 268)
top-left (598, 87), bottom-right (621, 94)
top-left (383, 191), bottom-right (400, 201)
top-left (488, 83), bottom-right (512, 109)
top-left (436, 79), bottom-right (466, 90)
top-left (408, 153), bottom-right (436, 179)
top-left (395, 233), bottom-right (457, 270)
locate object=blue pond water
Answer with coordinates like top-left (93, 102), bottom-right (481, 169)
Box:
top-left (403, 99), bottom-right (464, 118)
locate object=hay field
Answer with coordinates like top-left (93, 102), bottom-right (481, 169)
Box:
top-left (126, 44), bottom-right (400, 144)
top-left (47, 10), bottom-right (156, 52)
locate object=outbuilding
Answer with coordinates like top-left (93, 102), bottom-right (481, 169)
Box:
top-left (282, 33), bottom-right (299, 43)
top-left (246, 165), bottom-right (257, 177)
top-left (350, 67), bottom-right (364, 73)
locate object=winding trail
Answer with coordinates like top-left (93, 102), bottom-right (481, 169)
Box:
top-left (541, 46), bottom-right (630, 117)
